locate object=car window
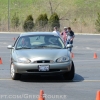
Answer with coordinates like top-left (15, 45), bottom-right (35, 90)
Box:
top-left (16, 35), bottom-right (65, 49)
top-left (30, 36), bottom-right (45, 45)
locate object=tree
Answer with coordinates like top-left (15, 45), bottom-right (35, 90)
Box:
top-left (11, 13), bottom-right (20, 29)
top-left (43, 13), bottom-right (48, 26)
top-left (48, 13), bottom-right (60, 31)
top-left (35, 13), bottom-right (48, 28)
top-left (95, 13), bottom-right (100, 32)
top-left (23, 15), bottom-right (34, 32)
top-left (48, 0), bottom-right (62, 15)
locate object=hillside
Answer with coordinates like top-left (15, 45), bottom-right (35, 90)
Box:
top-left (0, 0), bottom-right (100, 33)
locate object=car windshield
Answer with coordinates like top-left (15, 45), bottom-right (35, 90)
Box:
top-left (16, 35), bottom-right (65, 49)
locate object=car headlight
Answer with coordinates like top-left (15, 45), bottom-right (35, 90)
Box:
top-left (17, 58), bottom-right (31, 63)
top-left (56, 56), bottom-right (69, 62)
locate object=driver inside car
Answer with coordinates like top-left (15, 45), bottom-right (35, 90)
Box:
top-left (21, 37), bottom-right (31, 48)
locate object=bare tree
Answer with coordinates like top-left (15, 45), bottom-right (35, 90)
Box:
top-left (48, 0), bottom-right (62, 14)
top-left (48, 0), bottom-right (69, 20)
top-left (53, 1), bottom-right (62, 13)
top-left (49, 0), bottom-right (53, 15)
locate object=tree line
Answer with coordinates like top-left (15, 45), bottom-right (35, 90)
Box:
top-left (11, 12), bottom-right (100, 32)
top-left (11, 12), bottom-right (60, 32)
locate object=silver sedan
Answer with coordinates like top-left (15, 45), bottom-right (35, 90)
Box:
top-left (7, 32), bottom-right (75, 80)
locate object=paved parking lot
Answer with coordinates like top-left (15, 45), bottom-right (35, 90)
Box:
top-left (0, 33), bottom-right (100, 100)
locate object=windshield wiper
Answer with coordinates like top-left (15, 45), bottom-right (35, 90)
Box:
top-left (33, 45), bottom-right (62, 49)
top-left (16, 46), bottom-right (31, 50)
top-left (33, 45), bottom-right (48, 48)
top-left (48, 46), bottom-right (62, 49)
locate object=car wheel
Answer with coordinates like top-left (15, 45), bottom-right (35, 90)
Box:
top-left (63, 61), bottom-right (75, 80)
top-left (10, 63), bottom-right (21, 80)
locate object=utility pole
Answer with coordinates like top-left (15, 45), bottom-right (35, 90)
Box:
top-left (8, 0), bottom-right (10, 31)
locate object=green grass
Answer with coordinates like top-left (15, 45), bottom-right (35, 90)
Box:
top-left (0, 0), bottom-right (100, 19)
top-left (0, 0), bottom-right (100, 32)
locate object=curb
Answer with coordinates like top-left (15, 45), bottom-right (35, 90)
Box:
top-left (75, 33), bottom-right (100, 35)
top-left (0, 32), bottom-right (21, 34)
top-left (0, 32), bottom-right (100, 35)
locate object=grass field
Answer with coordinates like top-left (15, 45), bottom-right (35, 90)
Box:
top-left (0, 0), bottom-right (100, 33)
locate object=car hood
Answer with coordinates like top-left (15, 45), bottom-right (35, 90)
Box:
top-left (15, 49), bottom-right (69, 61)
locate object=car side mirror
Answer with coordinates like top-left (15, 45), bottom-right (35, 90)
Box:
top-left (66, 44), bottom-right (73, 48)
top-left (7, 45), bottom-right (14, 49)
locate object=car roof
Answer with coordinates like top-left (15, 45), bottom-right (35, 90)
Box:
top-left (20, 32), bottom-right (58, 37)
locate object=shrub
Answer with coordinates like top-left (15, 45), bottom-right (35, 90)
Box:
top-left (23, 15), bottom-right (34, 32)
top-left (95, 13), bottom-right (100, 32)
top-left (43, 13), bottom-right (48, 26)
top-left (11, 13), bottom-right (20, 29)
top-left (48, 13), bottom-right (60, 31)
top-left (35, 13), bottom-right (48, 28)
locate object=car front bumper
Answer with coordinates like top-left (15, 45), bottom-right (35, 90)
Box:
top-left (13, 61), bottom-right (72, 74)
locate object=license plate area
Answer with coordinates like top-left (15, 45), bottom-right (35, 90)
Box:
top-left (38, 65), bottom-right (49, 71)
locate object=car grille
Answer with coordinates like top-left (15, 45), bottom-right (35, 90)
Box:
top-left (34, 60), bottom-right (53, 63)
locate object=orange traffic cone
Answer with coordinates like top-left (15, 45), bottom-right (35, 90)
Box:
top-left (0, 58), bottom-right (2, 64)
top-left (38, 90), bottom-right (45, 100)
top-left (96, 91), bottom-right (100, 100)
top-left (94, 53), bottom-right (97, 59)
top-left (71, 52), bottom-right (74, 58)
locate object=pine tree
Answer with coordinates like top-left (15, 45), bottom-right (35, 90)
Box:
top-left (35, 13), bottom-right (48, 27)
top-left (23, 15), bottom-right (34, 32)
top-left (11, 13), bottom-right (20, 29)
top-left (95, 13), bottom-right (100, 32)
top-left (48, 13), bottom-right (60, 31)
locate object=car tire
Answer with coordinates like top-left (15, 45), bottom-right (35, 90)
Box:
top-left (10, 63), bottom-right (21, 80)
top-left (63, 61), bottom-right (75, 80)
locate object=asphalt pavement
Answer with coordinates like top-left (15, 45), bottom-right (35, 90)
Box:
top-left (0, 33), bottom-right (100, 100)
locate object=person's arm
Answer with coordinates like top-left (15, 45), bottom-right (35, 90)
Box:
top-left (73, 31), bottom-right (75, 38)
top-left (70, 31), bottom-right (75, 41)
top-left (60, 32), bottom-right (63, 35)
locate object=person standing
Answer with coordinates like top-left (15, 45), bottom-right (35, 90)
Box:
top-left (52, 26), bottom-right (61, 37)
top-left (66, 27), bottom-right (75, 52)
top-left (60, 27), bottom-right (67, 44)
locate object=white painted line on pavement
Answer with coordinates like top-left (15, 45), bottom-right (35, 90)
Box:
top-left (74, 80), bottom-right (100, 82)
top-left (0, 46), bottom-right (8, 47)
top-left (0, 52), bottom-right (10, 53)
top-left (0, 79), bottom-right (12, 80)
